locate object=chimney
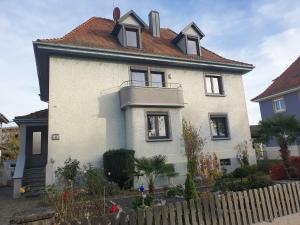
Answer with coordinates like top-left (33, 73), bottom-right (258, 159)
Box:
top-left (149, 10), bottom-right (160, 37)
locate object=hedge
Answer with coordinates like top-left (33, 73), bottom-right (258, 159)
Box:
top-left (103, 149), bottom-right (135, 188)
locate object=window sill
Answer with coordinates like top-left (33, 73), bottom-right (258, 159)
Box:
top-left (146, 138), bottom-right (173, 142)
top-left (206, 93), bottom-right (226, 97)
top-left (274, 110), bottom-right (286, 113)
top-left (211, 137), bottom-right (231, 141)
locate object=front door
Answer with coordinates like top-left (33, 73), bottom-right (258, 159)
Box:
top-left (25, 126), bottom-right (48, 168)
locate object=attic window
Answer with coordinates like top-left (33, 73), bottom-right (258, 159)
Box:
top-left (125, 28), bottom-right (139, 48)
top-left (187, 37), bottom-right (199, 55)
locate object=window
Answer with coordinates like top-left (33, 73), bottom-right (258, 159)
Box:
top-left (273, 98), bottom-right (286, 113)
top-left (210, 115), bottom-right (229, 139)
top-left (32, 132), bottom-right (41, 154)
top-left (205, 75), bottom-right (224, 95)
top-left (151, 72), bottom-right (165, 87)
top-left (187, 37), bottom-right (199, 55)
top-left (131, 70), bottom-right (148, 86)
top-left (220, 159), bottom-right (231, 166)
top-left (147, 112), bottom-right (170, 139)
top-left (125, 28), bottom-right (139, 48)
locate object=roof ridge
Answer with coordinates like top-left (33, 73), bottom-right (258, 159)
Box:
top-left (63, 17), bottom-right (98, 39)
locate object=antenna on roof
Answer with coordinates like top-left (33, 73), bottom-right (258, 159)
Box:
top-left (113, 6), bottom-right (121, 22)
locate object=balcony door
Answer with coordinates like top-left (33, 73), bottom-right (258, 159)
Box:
top-left (151, 72), bottom-right (165, 87)
top-left (131, 70), bottom-right (148, 86)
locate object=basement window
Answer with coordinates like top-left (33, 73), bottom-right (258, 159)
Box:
top-left (220, 158), bottom-right (231, 166)
top-left (147, 112), bottom-right (170, 140)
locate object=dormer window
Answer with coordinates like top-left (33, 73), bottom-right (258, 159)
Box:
top-left (125, 28), bottom-right (139, 48)
top-left (173, 22), bottom-right (205, 56)
top-left (187, 37), bottom-right (199, 55)
top-left (112, 10), bottom-right (146, 49)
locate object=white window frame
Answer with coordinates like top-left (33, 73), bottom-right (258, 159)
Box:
top-left (204, 74), bottom-right (225, 96)
top-left (273, 97), bottom-right (286, 113)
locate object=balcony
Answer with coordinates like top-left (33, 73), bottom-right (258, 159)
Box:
top-left (119, 81), bottom-right (184, 109)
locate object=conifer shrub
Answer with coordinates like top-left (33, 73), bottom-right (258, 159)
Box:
top-left (184, 173), bottom-right (198, 200)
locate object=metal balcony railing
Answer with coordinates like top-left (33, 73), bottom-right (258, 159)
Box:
top-left (120, 80), bottom-right (182, 89)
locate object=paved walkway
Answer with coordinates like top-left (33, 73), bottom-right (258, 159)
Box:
top-left (0, 186), bottom-right (42, 225)
top-left (255, 213), bottom-right (300, 225)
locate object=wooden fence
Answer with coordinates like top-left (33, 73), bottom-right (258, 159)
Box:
top-left (60, 182), bottom-right (300, 225)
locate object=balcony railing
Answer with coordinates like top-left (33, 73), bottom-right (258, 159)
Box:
top-left (120, 80), bottom-right (182, 89)
top-left (119, 80), bottom-right (184, 109)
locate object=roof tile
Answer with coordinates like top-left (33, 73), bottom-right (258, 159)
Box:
top-left (40, 17), bottom-right (252, 67)
top-left (252, 56), bottom-right (300, 101)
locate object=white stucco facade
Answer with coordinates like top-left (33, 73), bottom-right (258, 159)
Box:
top-left (46, 55), bottom-right (255, 185)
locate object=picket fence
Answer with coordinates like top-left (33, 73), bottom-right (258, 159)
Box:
top-left (60, 182), bottom-right (300, 225)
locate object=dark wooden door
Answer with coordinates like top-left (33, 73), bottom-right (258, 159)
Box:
top-left (25, 126), bottom-right (48, 168)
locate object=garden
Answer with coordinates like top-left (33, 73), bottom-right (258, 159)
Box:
top-left (36, 115), bottom-right (300, 223)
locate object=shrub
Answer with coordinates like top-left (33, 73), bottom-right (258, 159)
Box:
top-left (257, 160), bottom-right (282, 174)
top-left (271, 164), bottom-right (288, 180)
top-left (166, 185), bottom-right (184, 198)
top-left (214, 176), bottom-right (273, 192)
top-left (182, 119), bottom-right (205, 179)
top-left (56, 158), bottom-right (80, 182)
top-left (132, 194), bottom-right (154, 209)
top-left (134, 155), bottom-right (177, 193)
top-left (83, 164), bottom-right (120, 196)
top-left (232, 167), bottom-right (250, 180)
top-left (184, 173), bottom-right (198, 200)
top-left (290, 156), bottom-right (300, 178)
top-left (103, 149), bottom-right (135, 188)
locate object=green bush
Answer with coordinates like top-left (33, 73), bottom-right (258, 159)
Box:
top-left (257, 160), bottom-right (282, 174)
top-left (166, 185), bottom-right (184, 198)
top-left (103, 149), bottom-right (135, 188)
top-left (232, 167), bottom-right (250, 180)
top-left (184, 173), bottom-right (198, 200)
top-left (83, 164), bottom-right (120, 196)
top-left (132, 194), bottom-right (154, 209)
top-left (56, 158), bottom-right (80, 182)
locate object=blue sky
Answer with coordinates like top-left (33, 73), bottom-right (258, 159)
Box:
top-left (0, 0), bottom-right (299, 126)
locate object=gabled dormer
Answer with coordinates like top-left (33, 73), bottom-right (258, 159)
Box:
top-left (112, 10), bottom-right (147, 49)
top-left (173, 22), bottom-right (205, 56)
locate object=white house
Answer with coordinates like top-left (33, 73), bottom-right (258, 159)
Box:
top-left (13, 9), bottom-right (256, 198)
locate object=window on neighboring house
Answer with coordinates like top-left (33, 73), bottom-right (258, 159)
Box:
top-left (205, 75), bottom-right (224, 95)
top-left (125, 28), bottom-right (139, 48)
top-left (131, 70), bottom-right (148, 86)
top-left (151, 72), bottom-right (165, 87)
top-left (273, 97), bottom-right (286, 113)
top-left (210, 115), bottom-right (229, 139)
top-left (187, 37), bottom-right (199, 55)
top-left (220, 158), bottom-right (231, 166)
top-left (32, 132), bottom-right (42, 155)
top-left (147, 112), bottom-right (170, 139)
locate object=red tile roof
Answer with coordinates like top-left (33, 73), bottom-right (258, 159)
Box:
top-left (39, 17), bottom-right (252, 67)
top-left (252, 56), bottom-right (300, 101)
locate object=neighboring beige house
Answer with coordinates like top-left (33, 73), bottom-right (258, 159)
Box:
top-left (13, 9), bottom-right (256, 197)
top-left (0, 113), bottom-right (9, 146)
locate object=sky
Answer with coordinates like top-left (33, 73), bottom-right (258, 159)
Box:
top-left (0, 0), bottom-right (299, 127)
